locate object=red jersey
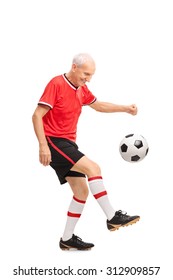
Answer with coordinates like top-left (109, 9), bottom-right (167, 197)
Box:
top-left (38, 74), bottom-right (96, 142)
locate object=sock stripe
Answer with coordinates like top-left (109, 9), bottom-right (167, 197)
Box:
top-left (88, 176), bottom-right (102, 182)
top-left (94, 190), bottom-right (107, 199)
top-left (73, 196), bottom-right (86, 204)
top-left (67, 211), bottom-right (81, 218)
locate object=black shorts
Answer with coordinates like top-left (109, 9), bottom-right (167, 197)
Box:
top-left (47, 137), bottom-right (85, 185)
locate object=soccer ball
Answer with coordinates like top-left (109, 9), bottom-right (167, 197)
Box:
top-left (119, 134), bottom-right (149, 162)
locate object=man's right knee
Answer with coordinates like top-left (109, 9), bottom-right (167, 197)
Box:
top-left (86, 161), bottom-right (101, 178)
top-left (71, 156), bottom-right (102, 178)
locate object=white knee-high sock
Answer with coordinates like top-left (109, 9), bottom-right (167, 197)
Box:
top-left (62, 196), bottom-right (86, 241)
top-left (88, 176), bottom-right (115, 220)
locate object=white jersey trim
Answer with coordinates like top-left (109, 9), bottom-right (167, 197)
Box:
top-left (62, 74), bottom-right (77, 90)
top-left (83, 97), bottom-right (97, 106)
top-left (38, 101), bottom-right (53, 109)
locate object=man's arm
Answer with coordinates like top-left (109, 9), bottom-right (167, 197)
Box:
top-left (89, 100), bottom-right (138, 115)
top-left (32, 105), bottom-right (52, 166)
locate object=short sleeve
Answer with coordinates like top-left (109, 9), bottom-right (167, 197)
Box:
top-left (38, 79), bottom-right (60, 108)
top-left (81, 85), bottom-right (97, 105)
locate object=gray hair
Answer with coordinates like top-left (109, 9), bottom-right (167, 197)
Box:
top-left (72, 53), bottom-right (95, 67)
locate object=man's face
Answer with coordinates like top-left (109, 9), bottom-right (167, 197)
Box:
top-left (72, 61), bottom-right (96, 87)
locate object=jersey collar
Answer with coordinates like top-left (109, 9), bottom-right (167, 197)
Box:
top-left (63, 74), bottom-right (78, 90)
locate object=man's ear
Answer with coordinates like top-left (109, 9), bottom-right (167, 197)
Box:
top-left (72, 63), bottom-right (77, 72)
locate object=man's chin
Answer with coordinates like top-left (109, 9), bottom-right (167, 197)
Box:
top-left (80, 81), bottom-right (86, 86)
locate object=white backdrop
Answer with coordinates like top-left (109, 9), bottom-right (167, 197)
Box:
top-left (1, 0), bottom-right (173, 279)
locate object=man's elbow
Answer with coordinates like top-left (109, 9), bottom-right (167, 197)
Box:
top-left (32, 111), bottom-right (39, 124)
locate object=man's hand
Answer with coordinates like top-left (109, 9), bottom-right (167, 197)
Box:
top-left (127, 104), bottom-right (138, 115)
top-left (39, 143), bottom-right (52, 166)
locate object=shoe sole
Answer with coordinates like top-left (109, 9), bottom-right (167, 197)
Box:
top-left (59, 242), bottom-right (94, 251)
top-left (108, 217), bottom-right (140, 231)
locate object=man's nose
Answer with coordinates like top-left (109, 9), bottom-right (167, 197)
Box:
top-left (86, 76), bottom-right (92, 82)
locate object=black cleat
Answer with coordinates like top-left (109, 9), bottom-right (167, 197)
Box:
top-left (59, 234), bottom-right (94, 251)
top-left (107, 210), bottom-right (140, 231)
